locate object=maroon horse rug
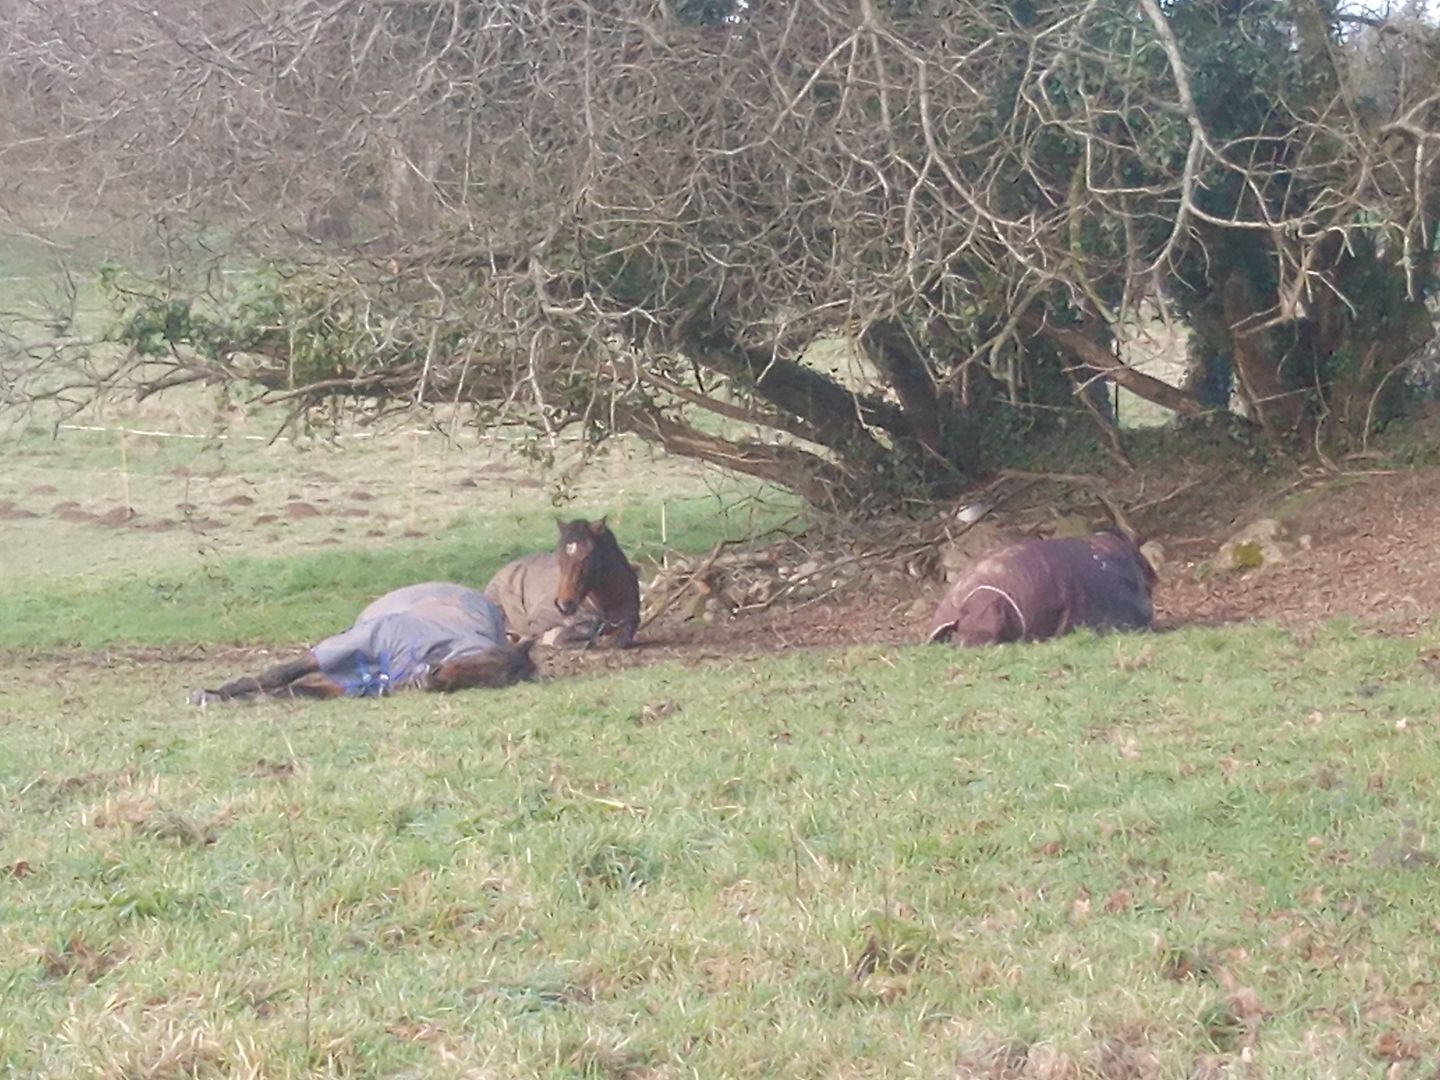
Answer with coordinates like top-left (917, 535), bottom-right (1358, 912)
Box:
top-left (485, 518), bottom-right (641, 648)
top-left (928, 530), bottom-right (1157, 646)
top-left (190, 582), bottom-right (536, 703)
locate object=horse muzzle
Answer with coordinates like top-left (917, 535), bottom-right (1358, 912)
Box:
top-left (555, 597), bottom-right (580, 616)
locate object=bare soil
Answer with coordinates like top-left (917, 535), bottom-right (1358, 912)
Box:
top-left (542, 466), bottom-right (1440, 680)
top-left (1159, 471), bottom-right (1440, 633)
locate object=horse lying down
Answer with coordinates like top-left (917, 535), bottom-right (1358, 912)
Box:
top-left (485, 517), bottom-right (641, 648)
top-left (190, 582), bottom-right (536, 703)
top-left (928, 530), bottom-right (1157, 646)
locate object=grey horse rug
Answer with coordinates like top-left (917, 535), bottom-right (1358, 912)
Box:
top-left (928, 531), bottom-right (1157, 646)
top-left (310, 582), bottom-right (515, 695)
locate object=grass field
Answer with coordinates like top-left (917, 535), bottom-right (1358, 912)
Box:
top-left (0, 415), bottom-right (795, 651)
top-left (6, 265), bottom-right (1440, 1075)
top-left (6, 619), bottom-right (1440, 1077)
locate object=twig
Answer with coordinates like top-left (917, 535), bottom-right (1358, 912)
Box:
top-left (637, 537), bottom-right (743, 631)
top-left (998, 469), bottom-right (1138, 538)
top-left (1361, 349), bottom-right (1414, 455)
top-left (1127, 477), bottom-right (1204, 513)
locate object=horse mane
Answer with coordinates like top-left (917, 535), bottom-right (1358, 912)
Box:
top-left (592, 522), bottom-right (624, 557)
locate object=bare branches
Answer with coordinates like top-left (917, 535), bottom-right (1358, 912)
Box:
top-left (3, 0), bottom-right (1438, 503)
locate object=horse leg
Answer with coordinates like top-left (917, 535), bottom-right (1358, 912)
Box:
top-left (566, 610), bottom-right (636, 649)
top-left (537, 612), bottom-right (604, 649)
top-left (580, 616), bottom-right (606, 651)
top-left (195, 653), bottom-right (345, 702)
top-left (578, 594), bottom-right (639, 649)
top-left (613, 612), bottom-right (639, 649)
top-left (195, 653), bottom-right (320, 703)
top-left (284, 671), bottom-right (346, 699)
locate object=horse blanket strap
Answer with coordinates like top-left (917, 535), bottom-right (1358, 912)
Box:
top-left (962, 583), bottom-right (1029, 640)
top-left (310, 582), bottom-right (511, 696)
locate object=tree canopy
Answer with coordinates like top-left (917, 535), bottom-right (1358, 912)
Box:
top-left (3, 0), bottom-right (1438, 505)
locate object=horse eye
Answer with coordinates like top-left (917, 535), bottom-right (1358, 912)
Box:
top-left (565, 542), bottom-right (578, 555)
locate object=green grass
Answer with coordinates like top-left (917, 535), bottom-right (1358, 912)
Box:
top-left (6, 326), bottom-right (1440, 1076)
top-left (0, 489), bottom-right (791, 650)
top-left (4, 622), bottom-right (1440, 1076)
top-left (0, 409), bottom-right (800, 650)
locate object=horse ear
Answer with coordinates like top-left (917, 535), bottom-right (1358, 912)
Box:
top-left (589, 516), bottom-right (608, 535)
top-left (555, 517), bottom-right (567, 533)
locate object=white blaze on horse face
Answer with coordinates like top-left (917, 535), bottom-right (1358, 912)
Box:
top-left (565, 542), bottom-right (578, 555)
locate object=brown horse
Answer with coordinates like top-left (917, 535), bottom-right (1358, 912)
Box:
top-left (190, 582), bottom-right (537, 703)
top-left (484, 518), bottom-right (641, 648)
top-left (928, 530), bottom-right (1157, 647)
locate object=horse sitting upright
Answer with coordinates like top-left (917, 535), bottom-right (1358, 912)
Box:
top-left (191, 582), bottom-right (536, 703)
top-left (928, 529), bottom-right (1157, 647)
top-left (485, 518), bottom-right (641, 648)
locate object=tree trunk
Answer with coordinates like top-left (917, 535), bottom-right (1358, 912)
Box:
top-left (1021, 314), bottom-right (1209, 418)
top-left (859, 320), bottom-right (943, 454)
top-left (686, 329), bottom-right (906, 461)
top-left (1220, 271), bottom-right (1306, 443)
top-left (860, 319), bottom-right (982, 472)
top-left (1181, 301), bottom-right (1235, 410)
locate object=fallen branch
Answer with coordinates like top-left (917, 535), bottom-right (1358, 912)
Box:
top-left (637, 537), bottom-right (744, 632)
top-left (997, 469), bottom-right (1138, 538)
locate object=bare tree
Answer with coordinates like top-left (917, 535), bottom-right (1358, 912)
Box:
top-left (3, 0), bottom-right (1438, 505)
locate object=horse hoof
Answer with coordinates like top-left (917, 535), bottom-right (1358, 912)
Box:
top-left (188, 689), bottom-right (210, 707)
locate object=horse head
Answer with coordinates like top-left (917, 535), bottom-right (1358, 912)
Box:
top-left (1090, 527), bottom-right (1158, 592)
top-left (553, 517), bottom-right (611, 615)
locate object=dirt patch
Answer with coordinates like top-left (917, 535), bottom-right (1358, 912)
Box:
top-left (1158, 471), bottom-right (1440, 635)
top-left (249, 757), bottom-right (301, 779)
top-left (547, 467), bottom-right (1440, 675)
top-left (93, 506), bottom-right (136, 527)
top-left (39, 936), bottom-right (127, 982)
top-left (134, 518), bottom-right (179, 532)
top-left (286, 501), bottom-right (322, 520)
top-left (537, 590), bottom-right (918, 680)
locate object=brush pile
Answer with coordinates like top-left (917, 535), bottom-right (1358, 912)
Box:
top-left (636, 468), bottom-right (1189, 630)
